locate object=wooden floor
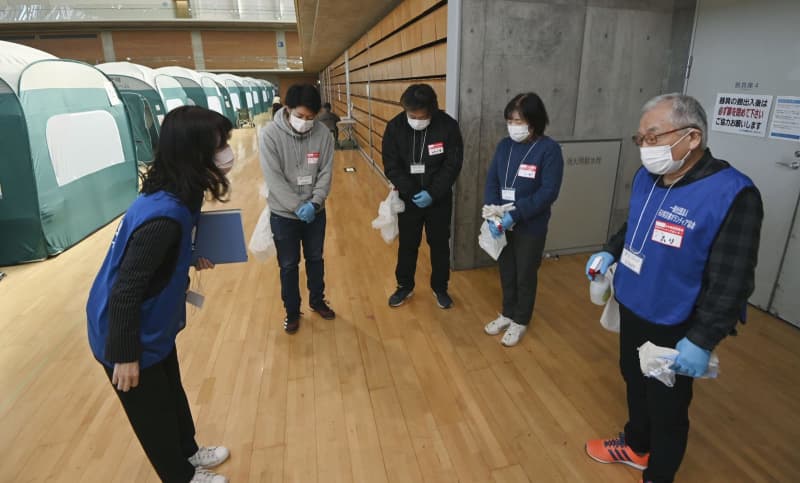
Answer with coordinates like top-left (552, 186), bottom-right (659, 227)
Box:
top-left (1, 125), bottom-right (799, 483)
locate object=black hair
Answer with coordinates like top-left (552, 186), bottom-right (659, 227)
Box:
top-left (141, 106), bottom-right (232, 207)
top-left (323, 102), bottom-right (332, 110)
top-left (504, 93), bottom-right (549, 136)
top-left (285, 84), bottom-right (322, 113)
top-left (400, 84), bottom-right (438, 115)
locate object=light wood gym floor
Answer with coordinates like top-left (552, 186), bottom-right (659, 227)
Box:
top-left (1, 125), bottom-right (798, 482)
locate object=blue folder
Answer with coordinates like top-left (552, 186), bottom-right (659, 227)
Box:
top-left (192, 209), bottom-right (248, 264)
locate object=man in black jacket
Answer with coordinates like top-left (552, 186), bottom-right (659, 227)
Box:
top-left (382, 84), bottom-right (464, 309)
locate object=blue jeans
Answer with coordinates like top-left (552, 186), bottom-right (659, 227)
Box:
top-left (270, 210), bottom-right (327, 316)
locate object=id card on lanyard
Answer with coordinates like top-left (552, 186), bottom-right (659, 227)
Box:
top-left (503, 140), bottom-right (538, 201)
top-left (410, 128), bottom-right (428, 175)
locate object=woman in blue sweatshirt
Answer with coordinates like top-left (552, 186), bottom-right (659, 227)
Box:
top-left (87, 106), bottom-right (234, 483)
top-left (483, 93), bottom-right (564, 347)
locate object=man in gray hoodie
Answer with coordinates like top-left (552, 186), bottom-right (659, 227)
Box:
top-left (259, 84), bottom-right (335, 334)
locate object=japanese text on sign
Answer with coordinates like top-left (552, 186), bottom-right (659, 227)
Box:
top-left (711, 93), bottom-right (772, 137)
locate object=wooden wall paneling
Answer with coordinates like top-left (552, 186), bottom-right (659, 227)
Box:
top-left (351, 96), bottom-right (370, 113)
top-left (350, 83), bottom-right (368, 97)
top-left (113, 31), bottom-right (194, 68)
top-left (11, 34), bottom-right (104, 64)
top-left (371, 116), bottom-right (388, 137)
top-left (201, 31), bottom-right (278, 70)
top-left (284, 31), bottom-right (302, 58)
top-left (435, 4), bottom-right (448, 40)
top-left (370, 98), bottom-right (403, 122)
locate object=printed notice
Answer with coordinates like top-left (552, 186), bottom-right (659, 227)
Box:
top-left (768, 96), bottom-right (800, 141)
top-left (711, 93), bottom-right (772, 137)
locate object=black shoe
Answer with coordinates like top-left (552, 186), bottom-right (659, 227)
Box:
top-left (284, 313), bottom-right (300, 334)
top-left (310, 300), bottom-right (336, 320)
top-left (388, 286), bottom-right (414, 307)
top-left (433, 291), bottom-right (453, 309)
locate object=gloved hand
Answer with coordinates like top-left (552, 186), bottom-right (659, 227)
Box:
top-left (585, 251), bottom-right (614, 280)
top-left (412, 190), bottom-right (433, 208)
top-left (487, 220), bottom-right (503, 239)
top-left (671, 337), bottom-right (711, 378)
top-left (501, 212), bottom-right (515, 231)
top-left (295, 202), bottom-right (316, 223)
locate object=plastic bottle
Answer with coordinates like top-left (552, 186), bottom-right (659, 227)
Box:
top-left (589, 273), bottom-right (611, 306)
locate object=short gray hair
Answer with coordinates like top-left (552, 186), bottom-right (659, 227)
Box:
top-left (643, 93), bottom-right (707, 148)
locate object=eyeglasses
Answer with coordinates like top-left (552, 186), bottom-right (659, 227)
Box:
top-left (631, 126), bottom-right (698, 146)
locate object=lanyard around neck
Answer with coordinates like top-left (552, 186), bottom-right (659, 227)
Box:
top-left (628, 175), bottom-right (684, 254)
top-left (503, 140), bottom-right (539, 189)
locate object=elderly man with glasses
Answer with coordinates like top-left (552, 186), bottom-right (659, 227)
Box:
top-left (583, 94), bottom-right (763, 483)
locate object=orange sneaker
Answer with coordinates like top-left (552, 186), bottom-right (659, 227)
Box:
top-left (585, 433), bottom-right (649, 470)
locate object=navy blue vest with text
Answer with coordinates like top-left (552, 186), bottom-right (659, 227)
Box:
top-left (87, 191), bottom-right (196, 368)
top-left (614, 166), bottom-right (753, 325)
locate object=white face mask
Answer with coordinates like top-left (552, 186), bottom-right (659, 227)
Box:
top-left (290, 112), bottom-right (314, 133)
top-left (214, 145), bottom-right (234, 172)
top-left (507, 124), bottom-right (530, 142)
top-left (640, 130), bottom-right (693, 175)
top-left (407, 116), bottom-right (430, 131)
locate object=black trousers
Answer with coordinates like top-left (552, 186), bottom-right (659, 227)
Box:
top-left (620, 304), bottom-right (694, 483)
top-left (103, 348), bottom-right (198, 483)
top-left (498, 231), bottom-right (546, 326)
top-left (396, 196), bottom-right (452, 293)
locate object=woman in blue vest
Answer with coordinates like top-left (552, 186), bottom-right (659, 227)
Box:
top-left (483, 93), bottom-right (564, 347)
top-left (87, 106), bottom-right (235, 483)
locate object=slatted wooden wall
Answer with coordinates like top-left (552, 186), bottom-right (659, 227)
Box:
top-left (321, 0), bottom-right (447, 170)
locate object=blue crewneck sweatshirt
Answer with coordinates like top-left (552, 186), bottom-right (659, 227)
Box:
top-left (484, 135), bottom-right (564, 236)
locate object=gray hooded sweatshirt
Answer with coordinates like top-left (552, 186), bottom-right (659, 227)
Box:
top-left (259, 107), bottom-right (334, 219)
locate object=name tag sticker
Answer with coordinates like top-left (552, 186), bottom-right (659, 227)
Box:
top-left (307, 152), bottom-right (320, 164)
top-left (410, 164), bottom-right (426, 174)
top-left (501, 188), bottom-right (516, 202)
top-left (297, 175), bottom-right (313, 186)
top-left (621, 248), bottom-right (644, 275)
top-left (652, 221), bottom-right (685, 248)
top-left (428, 142), bottom-right (444, 156)
top-left (518, 164), bottom-right (537, 179)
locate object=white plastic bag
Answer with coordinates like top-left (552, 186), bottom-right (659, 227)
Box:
top-left (371, 189), bottom-right (405, 243)
top-left (478, 222), bottom-right (507, 260)
top-left (599, 264), bottom-right (620, 332)
top-left (248, 205), bottom-right (275, 261)
top-left (638, 341), bottom-right (720, 387)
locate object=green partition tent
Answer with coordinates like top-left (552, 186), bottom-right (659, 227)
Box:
top-left (204, 73), bottom-right (236, 124)
top-left (153, 72), bottom-right (191, 113)
top-left (97, 61), bottom-right (167, 128)
top-left (243, 78), bottom-right (264, 115)
top-left (156, 66), bottom-right (209, 110)
top-left (218, 74), bottom-right (249, 124)
top-left (0, 42), bottom-right (138, 265)
top-left (120, 92), bottom-right (155, 163)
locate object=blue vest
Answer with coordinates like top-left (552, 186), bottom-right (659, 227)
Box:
top-left (87, 191), bottom-right (196, 368)
top-left (614, 166), bottom-right (753, 325)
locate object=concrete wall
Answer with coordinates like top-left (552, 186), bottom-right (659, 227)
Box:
top-left (453, 0), bottom-right (696, 269)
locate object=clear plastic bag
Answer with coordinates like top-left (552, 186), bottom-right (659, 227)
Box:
top-left (478, 222), bottom-right (507, 261)
top-left (248, 205), bottom-right (275, 261)
top-left (371, 189), bottom-right (405, 244)
top-left (638, 341), bottom-right (720, 387)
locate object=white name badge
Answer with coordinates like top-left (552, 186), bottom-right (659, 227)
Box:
top-left (411, 164), bottom-right (426, 174)
top-left (501, 188), bottom-right (516, 202)
top-left (518, 164), bottom-right (537, 179)
top-left (307, 152), bottom-right (320, 165)
top-left (428, 142), bottom-right (444, 156)
top-left (297, 175), bottom-right (313, 186)
top-left (652, 220), bottom-right (685, 248)
top-left (620, 248), bottom-right (644, 275)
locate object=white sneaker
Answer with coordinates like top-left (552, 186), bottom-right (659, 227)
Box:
top-left (189, 446), bottom-right (230, 469)
top-left (484, 314), bottom-right (513, 335)
top-left (191, 468), bottom-right (228, 483)
top-left (501, 322), bottom-right (527, 347)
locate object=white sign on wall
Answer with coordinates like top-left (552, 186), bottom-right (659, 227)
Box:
top-left (768, 96), bottom-right (800, 141)
top-left (711, 93), bottom-right (772, 137)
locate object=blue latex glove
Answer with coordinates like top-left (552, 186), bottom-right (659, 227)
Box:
top-left (585, 251), bottom-right (615, 281)
top-left (671, 337), bottom-right (711, 378)
top-left (487, 220), bottom-right (503, 239)
top-left (501, 212), bottom-right (515, 231)
top-left (295, 202), bottom-right (316, 223)
top-left (412, 190), bottom-right (433, 208)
